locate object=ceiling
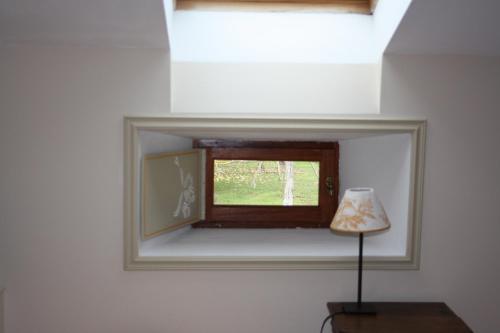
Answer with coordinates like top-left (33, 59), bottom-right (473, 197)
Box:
top-left (387, 0), bottom-right (500, 55)
top-left (1, 0), bottom-right (500, 55)
top-left (0, 0), bottom-right (169, 48)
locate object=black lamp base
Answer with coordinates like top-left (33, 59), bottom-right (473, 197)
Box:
top-left (342, 302), bottom-right (377, 315)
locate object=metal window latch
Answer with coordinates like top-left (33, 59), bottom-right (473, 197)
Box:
top-left (325, 176), bottom-right (334, 197)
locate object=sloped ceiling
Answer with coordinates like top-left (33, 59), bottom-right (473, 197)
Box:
top-left (387, 0), bottom-right (500, 55)
top-left (1, 0), bottom-right (500, 55)
top-left (0, 0), bottom-right (169, 48)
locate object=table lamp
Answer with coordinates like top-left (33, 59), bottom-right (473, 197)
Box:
top-left (330, 188), bottom-right (390, 315)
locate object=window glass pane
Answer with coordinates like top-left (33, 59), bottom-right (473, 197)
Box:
top-left (214, 160), bottom-right (319, 206)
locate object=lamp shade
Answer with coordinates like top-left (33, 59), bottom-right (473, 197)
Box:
top-left (330, 188), bottom-right (390, 233)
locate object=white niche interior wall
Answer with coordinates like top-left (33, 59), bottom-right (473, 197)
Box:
top-left (124, 116), bottom-right (425, 270)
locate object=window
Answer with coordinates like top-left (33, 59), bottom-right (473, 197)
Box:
top-left (125, 116), bottom-right (426, 270)
top-left (193, 140), bottom-right (339, 228)
top-left (213, 160), bottom-right (320, 206)
top-left (176, 0), bottom-right (377, 14)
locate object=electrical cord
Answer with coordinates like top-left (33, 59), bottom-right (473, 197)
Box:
top-left (320, 314), bottom-right (334, 333)
top-left (320, 311), bottom-right (344, 333)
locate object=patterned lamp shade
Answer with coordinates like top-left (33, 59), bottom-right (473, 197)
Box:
top-left (330, 188), bottom-right (390, 233)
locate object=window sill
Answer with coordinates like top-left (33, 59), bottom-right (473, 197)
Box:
top-left (132, 226), bottom-right (414, 270)
top-left (140, 227), bottom-right (405, 258)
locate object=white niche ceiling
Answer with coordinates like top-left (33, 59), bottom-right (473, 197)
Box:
top-left (124, 115), bottom-right (426, 270)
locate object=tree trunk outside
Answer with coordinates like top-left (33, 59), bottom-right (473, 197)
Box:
top-left (283, 161), bottom-right (294, 206)
top-left (251, 161), bottom-right (264, 189)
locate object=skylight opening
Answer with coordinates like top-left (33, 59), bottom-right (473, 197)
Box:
top-left (176, 0), bottom-right (378, 14)
top-left (168, 0), bottom-right (412, 63)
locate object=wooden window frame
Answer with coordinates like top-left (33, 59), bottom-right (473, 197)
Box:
top-left (193, 140), bottom-right (339, 228)
top-left (176, 0), bottom-right (377, 14)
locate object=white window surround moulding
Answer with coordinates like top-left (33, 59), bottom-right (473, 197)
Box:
top-left (124, 115), bottom-right (426, 270)
top-left (0, 287), bottom-right (4, 333)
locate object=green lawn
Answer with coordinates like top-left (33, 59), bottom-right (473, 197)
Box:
top-left (214, 160), bottom-right (319, 206)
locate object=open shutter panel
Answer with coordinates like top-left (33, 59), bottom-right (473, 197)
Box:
top-left (141, 149), bottom-right (202, 240)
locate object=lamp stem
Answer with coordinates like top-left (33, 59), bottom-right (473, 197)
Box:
top-left (357, 232), bottom-right (364, 307)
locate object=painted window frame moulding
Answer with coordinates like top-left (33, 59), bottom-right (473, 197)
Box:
top-left (0, 288), bottom-right (4, 333)
top-left (124, 115), bottom-right (426, 270)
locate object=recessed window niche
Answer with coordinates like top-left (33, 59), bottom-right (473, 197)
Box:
top-left (124, 116), bottom-right (426, 270)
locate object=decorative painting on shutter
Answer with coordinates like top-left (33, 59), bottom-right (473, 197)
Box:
top-left (141, 150), bottom-right (202, 240)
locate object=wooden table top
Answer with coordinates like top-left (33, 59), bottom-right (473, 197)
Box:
top-left (327, 302), bottom-right (473, 333)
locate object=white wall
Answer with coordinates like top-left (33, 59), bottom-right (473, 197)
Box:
top-left (173, 62), bottom-right (380, 114)
top-left (1, 46), bottom-right (500, 333)
top-left (163, 0), bottom-right (175, 48)
top-left (0, 45), bottom-right (172, 333)
top-left (373, 0), bottom-right (411, 56)
top-left (172, 10), bottom-right (376, 63)
top-left (170, 2), bottom-right (412, 115)
top-left (340, 133), bottom-right (411, 256)
top-left (380, 54), bottom-right (500, 332)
